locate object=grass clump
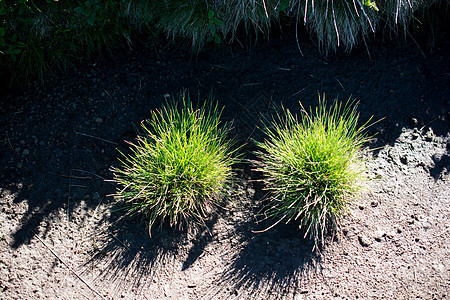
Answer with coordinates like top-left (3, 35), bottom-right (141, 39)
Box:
top-left (254, 96), bottom-right (373, 247)
top-left (286, 0), bottom-right (380, 54)
top-left (111, 94), bottom-right (236, 236)
top-left (153, 0), bottom-right (277, 52)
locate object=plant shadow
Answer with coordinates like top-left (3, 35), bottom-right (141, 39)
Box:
top-left (81, 205), bottom-right (219, 296)
top-left (200, 162), bottom-right (323, 299)
top-left (431, 152), bottom-right (450, 181)
top-left (208, 221), bottom-right (320, 299)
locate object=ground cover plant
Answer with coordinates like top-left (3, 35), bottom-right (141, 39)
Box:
top-left (254, 97), bottom-right (374, 247)
top-left (111, 94), bottom-right (236, 236)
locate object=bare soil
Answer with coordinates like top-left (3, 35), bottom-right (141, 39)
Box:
top-left (0, 29), bottom-right (449, 299)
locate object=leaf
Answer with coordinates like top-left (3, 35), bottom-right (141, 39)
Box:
top-left (208, 10), bottom-right (214, 19)
top-left (363, 0), bottom-right (379, 11)
top-left (277, 0), bottom-right (290, 11)
top-left (74, 6), bottom-right (83, 14)
top-left (213, 18), bottom-right (223, 26)
top-left (86, 15), bottom-right (95, 26)
top-left (18, 5), bottom-right (26, 15)
top-left (0, 27), bottom-right (5, 37)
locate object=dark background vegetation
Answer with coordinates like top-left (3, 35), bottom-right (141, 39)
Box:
top-left (0, 0), bottom-right (448, 94)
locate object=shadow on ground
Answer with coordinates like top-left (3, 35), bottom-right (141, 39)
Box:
top-left (207, 221), bottom-right (320, 299)
top-left (80, 206), bottom-right (219, 296)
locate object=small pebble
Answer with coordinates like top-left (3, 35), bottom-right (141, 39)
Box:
top-left (22, 149), bottom-right (30, 155)
top-left (16, 162), bottom-right (23, 169)
top-left (425, 128), bottom-right (435, 141)
top-left (358, 234), bottom-right (372, 247)
top-left (422, 222), bottom-right (432, 230)
top-left (95, 117), bottom-right (104, 124)
top-left (373, 230), bottom-right (386, 241)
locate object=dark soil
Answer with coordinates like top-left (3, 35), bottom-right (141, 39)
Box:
top-left (0, 28), bottom-right (449, 299)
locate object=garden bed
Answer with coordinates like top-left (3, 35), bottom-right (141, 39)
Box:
top-left (0, 29), bottom-right (449, 299)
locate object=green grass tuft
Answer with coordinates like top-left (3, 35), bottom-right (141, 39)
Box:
top-left (111, 94), bottom-right (236, 236)
top-left (254, 96), bottom-right (373, 248)
top-left (153, 0), bottom-right (276, 52)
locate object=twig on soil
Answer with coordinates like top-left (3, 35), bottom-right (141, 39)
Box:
top-left (241, 82), bottom-right (263, 87)
top-left (5, 131), bottom-right (19, 156)
top-left (69, 184), bottom-right (88, 189)
top-left (137, 78), bottom-right (142, 96)
top-left (110, 234), bottom-right (131, 251)
top-left (67, 170), bottom-right (72, 223)
top-left (49, 172), bottom-right (91, 180)
top-left (75, 131), bottom-right (118, 145)
top-left (288, 85), bottom-right (310, 99)
top-left (229, 96), bottom-right (251, 114)
top-left (335, 78), bottom-right (345, 91)
top-left (72, 169), bottom-right (106, 181)
top-left (103, 88), bottom-right (115, 110)
top-left (213, 64), bottom-right (230, 70)
top-left (32, 231), bottom-right (106, 300)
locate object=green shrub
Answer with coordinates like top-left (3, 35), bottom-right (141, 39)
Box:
top-left (254, 97), bottom-right (373, 247)
top-left (111, 94), bottom-right (236, 236)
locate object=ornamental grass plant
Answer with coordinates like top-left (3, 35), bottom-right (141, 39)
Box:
top-left (254, 97), bottom-right (373, 248)
top-left (286, 0), bottom-right (380, 54)
top-left (153, 0), bottom-right (278, 52)
top-left (111, 94), bottom-right (236, 236)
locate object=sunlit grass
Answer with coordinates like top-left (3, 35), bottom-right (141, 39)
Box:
top-left (255, 96), bottom-right (374, 247)
top-left (111, 94), bottom-right (236, 236)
